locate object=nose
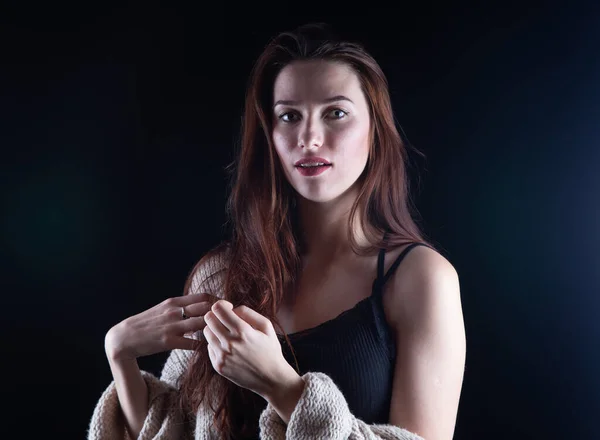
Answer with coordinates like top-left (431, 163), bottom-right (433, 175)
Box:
top-left (297, 117), bottom-right (323, 150)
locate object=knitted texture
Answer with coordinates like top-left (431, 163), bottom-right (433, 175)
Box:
top-left (259, 371), bottom-right (425, 440)
top-left (88, 361), bottom-right (424, 440)
top-left (87, 348), bottom-right (214, 440)
top-left (88, 249), bottom-right (424, 439)
top-left (87, 250), bottom-right (228, 440)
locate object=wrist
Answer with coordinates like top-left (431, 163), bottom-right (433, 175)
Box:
top-left (266, 366), bottom-right (304, 405)
top-left (264, 367), bottom-right (305, 425)
top-left (105, 325), bottom-right (134, 362)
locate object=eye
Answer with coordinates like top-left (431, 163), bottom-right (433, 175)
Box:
top-left (327, 108), bottom-right (348, 120)
top-left (278, 112), bottom-right (299, 123)
top-left (278, 108), bottom-right (348, 123)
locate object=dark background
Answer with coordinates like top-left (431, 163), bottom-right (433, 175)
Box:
top-left (2, 1), bottom-right (599, 438)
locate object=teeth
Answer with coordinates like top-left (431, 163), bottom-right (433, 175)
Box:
top-left (300, 163), bottom-right (327, 167)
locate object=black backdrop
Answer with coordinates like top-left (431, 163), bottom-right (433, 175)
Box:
top-left (2, 1), bottom-right (599, 438)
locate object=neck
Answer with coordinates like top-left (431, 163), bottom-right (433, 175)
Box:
top-left (296, 183), bottom-right (369, 263)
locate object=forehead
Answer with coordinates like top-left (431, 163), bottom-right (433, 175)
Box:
top-left (273, 60), bottom-right (361, 101)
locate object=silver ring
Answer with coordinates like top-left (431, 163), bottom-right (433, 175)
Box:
top-left (181, 306), bottom-right (189, 320)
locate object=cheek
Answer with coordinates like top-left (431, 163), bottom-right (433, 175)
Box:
top-left (272, 130), bottom-right (293, 159)
top-left (333, 123), bottom-right (370, 160)
top-left (271, 131), bottom-right (294, 181)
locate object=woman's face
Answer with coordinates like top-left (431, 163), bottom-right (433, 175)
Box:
top-left (271, 60), bottom-right (371, 204)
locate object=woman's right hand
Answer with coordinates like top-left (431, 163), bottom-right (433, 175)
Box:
top-left (104, 293), bottom-right (218, 361)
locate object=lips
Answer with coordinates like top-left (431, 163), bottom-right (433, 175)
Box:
top-left (296, 164), bottom-right (332, 176)
top-left (294, 156), bottom-right (332, 167)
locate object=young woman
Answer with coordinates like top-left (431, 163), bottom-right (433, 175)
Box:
top-left (88, 23), bottom-right (466, 440)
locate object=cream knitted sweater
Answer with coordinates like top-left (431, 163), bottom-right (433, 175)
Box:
top-left (87, 251), bottom-right (425, 439)
top-left (87, 346), bottom-right (424, 440)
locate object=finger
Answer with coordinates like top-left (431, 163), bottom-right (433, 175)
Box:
top-left (183, 330), bottom-right (203, 340)
top-left (159, 302), bottom-right (208, 326)
top-left (204, 311), bottom-right (232, 346)
top-left (207, 343), bottom-right (218, 368)
top-left (180, 300), bottom-right (212, 319)
top-left (233, 305), bottom-right (273, 334)
top-left (203, 324), bottom-right (220, 348)
top-left (171, 336), bottom-right (202, 351)
top-left (171, 292), bottom-right (219, 307)
top-left (210, 300), bottom-right (252, 335)
top-left (176, 316), bottom-right (207, 335)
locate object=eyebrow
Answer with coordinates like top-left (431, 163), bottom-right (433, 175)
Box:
top-left (273, 95), bottom-right (354, 109)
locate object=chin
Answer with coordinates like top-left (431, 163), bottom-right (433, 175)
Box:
top-left (295, 188), bottom-right (349, 205)
top-left (288, 173), bottom-right (363, 205)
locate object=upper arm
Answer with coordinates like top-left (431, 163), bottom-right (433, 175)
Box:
top-left (386, 247), bottom-right (466, 440)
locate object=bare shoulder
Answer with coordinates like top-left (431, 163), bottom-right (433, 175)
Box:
top-left (396, 245), bottom-right (457, 284)
top-left (382, 244), bottom-right (461, 330)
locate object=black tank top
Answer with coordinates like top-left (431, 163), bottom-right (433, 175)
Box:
top-left (276, 240), bottom-right (431, 424)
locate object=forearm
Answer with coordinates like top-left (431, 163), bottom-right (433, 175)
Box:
top-left (265, 373), bottom-right (305, 425)
top-left (259, 372), bottom-right (424, 440)
top-left (105, 333), bottom-right (149, 439)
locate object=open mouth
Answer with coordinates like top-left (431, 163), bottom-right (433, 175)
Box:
top-left (295, 164), bottom-right (332, 176)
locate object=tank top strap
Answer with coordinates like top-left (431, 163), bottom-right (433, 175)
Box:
top-left (371, 233), bottom-right (432, 298)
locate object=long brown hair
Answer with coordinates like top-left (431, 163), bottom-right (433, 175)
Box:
top-left (177, 22), bottom-right (440, 439)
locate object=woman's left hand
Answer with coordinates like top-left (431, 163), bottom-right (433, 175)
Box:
top-left (203, 299), bottom-right (298, 400)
